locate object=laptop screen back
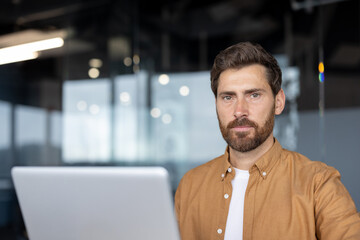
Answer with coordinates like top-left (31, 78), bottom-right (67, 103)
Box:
top-left (12, 167), bottom-right (180, 240)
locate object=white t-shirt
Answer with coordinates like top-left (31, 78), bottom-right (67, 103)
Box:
top-left (224, 168), bottom-right (250, 240)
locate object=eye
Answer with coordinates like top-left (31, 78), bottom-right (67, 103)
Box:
top-left (223, 96), bottom-right (232, 101)
top-left (250, 92), bottom-right (260, 98)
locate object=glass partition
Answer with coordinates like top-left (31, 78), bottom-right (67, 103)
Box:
top-left (63, 80), bottom-right (111, 163)
top-left (0, 1), bottom-right (359, 238)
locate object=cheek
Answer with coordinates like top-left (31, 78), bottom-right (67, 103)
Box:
top-left (217, 106), bottom-right (233, 120)
top-left (216, 107), bottom-right (231, 125)
top-left (251, 104), bottom-right (273, 121)
top-left (217, 102), bottom-right (234, 113)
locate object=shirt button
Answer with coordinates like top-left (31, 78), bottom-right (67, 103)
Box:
top-left (227, 168), bottom-right (232, 173)
top-left (224, 194), bottom-right (229, 199)
top-left (262, 171), bottom-right (267, 176)
top-left (217, 228), bottom-right (223, 234)
top-left (221, 173), bottom-right (225, 178)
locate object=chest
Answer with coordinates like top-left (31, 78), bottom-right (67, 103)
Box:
top-left (185, 173), bottom-right (317, 240)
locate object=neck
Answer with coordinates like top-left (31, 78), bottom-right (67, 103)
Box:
top-left (229, 135), bottom-right (275, 170)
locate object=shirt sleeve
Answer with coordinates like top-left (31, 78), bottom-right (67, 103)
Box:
top-left (314, 165), bottom-right (360, 239)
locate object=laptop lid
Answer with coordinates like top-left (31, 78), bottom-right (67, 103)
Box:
top-left (12, 166), bottom-right (180, 240)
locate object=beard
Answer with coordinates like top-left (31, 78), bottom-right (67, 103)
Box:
top-left (218, 106), bottom-right (275, 153)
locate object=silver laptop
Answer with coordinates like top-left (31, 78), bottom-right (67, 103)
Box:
top-left (11, 166), bottom-right (180, 240)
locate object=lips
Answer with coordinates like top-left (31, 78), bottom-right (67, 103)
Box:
top-left (231, 126), bottom-right (253, 133)
top-left (233, 125), bottom-right (252, 129)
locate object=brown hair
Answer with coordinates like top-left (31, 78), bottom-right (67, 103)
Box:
top-left (210, 42), bottom-right (282, 96)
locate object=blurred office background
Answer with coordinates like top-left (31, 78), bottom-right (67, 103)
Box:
top-left (0, 0), bottom-right (359, 238)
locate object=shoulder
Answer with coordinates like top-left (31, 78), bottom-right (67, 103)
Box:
top-left (280, 150), bottom-right (360, 237)
top-left (176, 153), bottom-right (227, 195)
top-left (181, 154), bottom-right (225, 183)
top-left (175, 153), bottom-right (226, 212)
top-left (280, 148), bottom-right (340, 182)
top-left (281, 149), bottom-right (336, 170)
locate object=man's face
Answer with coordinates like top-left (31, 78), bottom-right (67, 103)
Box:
top-left (216, 64), bottom-right (284, 153)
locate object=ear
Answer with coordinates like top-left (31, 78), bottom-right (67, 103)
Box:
top-left (274, 89), bottom-right (285, 115)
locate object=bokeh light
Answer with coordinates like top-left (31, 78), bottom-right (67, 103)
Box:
top-left (123, 57), bottom-right (132, 67)
top-left (158, 74), bottom-right (170, 85)
top-left (150, 108), bottom-right (161, 118)
top-left (77, 101), bottom-right (87, 111)
top-left (162, 113), bottom-right (172, 124)
top-left (88, 68), bottom-right (100, 79)
top-left (89, 58), bottom-right (103, 68)
top-left (179, 85), bottom-right (190, 96)
top-left (120, 92), bottom-right (131, 104)
top-left (318, 62), bottom-right (325, 83)
top-left (89, 104), bottom-right (100, 115)
top-left (133, 54), bottom-right (140, 64)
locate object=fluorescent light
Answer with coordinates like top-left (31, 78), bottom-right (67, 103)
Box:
top-left (0, 37), bottom-right (64, 54)
top-left (0, 29), bottom-right (68, 47)
top-left (0, 37), bottom-right (64, 65)
top-left (0, 52), bottom-right (39, 65)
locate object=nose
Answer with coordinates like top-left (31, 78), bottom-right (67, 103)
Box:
top-left (234, 97), bottom-right (249, 118)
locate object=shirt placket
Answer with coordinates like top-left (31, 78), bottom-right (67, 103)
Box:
top-left (243, 166), bottom-right (263, 240)
top-left (217, 166), bottom-right (234, 240)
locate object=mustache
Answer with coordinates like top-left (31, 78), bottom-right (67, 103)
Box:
top-left (227, 117), bottom-right (258, 129)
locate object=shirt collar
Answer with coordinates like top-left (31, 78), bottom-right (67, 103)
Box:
top-left (221, 138), bottom-right (283, 180)
top-left (251, 138), bottom-right (282, 179)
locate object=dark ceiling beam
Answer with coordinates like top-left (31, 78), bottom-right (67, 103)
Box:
top-left (290, 0), bottom-right (351, 11)
top-left (15, 0), bottom-right (110, 25)
top-left (142, 0), bottom-right (276, 40)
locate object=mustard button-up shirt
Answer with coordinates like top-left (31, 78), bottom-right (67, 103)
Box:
top-left (175, 139), bottom-right (360, 240)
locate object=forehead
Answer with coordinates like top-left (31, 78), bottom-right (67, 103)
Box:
top-left (218, 64), bottom-right (271, 91)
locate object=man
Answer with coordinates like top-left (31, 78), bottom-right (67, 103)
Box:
top-left (174, 42), bottom-right (360, 240)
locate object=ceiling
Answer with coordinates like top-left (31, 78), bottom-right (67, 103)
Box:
top-left (0, 0), bottom-right (359, 110)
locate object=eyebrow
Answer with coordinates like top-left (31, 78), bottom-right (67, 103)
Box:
top-left (218, 88), bottom-right (265, 96)
top-left (218, 91), bottom-right (236, 96)
top-left (243, 88), bottom-right (265, 95)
